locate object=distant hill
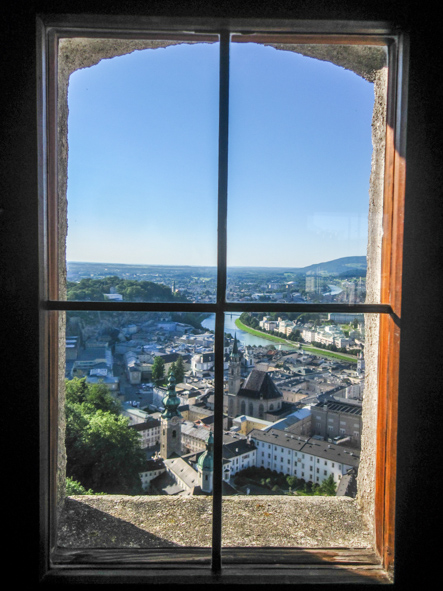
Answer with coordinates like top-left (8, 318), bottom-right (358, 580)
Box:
top-left (300, 256), bottom-right (367, 276)
top-left (67, 257), bottom-right (367, 280)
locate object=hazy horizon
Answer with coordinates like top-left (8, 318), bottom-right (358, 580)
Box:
top-left (67, 254), bottom-right (366, 271)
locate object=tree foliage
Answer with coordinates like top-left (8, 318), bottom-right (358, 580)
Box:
top-left (65, 378), bottom-right (145, 494)
top-left (66, 377), bottom-right (121, 414)
top-left (152, 357), bottom-right (165, 384)
top-left (169, 355), bottom-right (185, 384)
top-left (318, 473), bottom-right (337, 496)
top-left (66, 276), bottom-right (188, 303)
top-left (66, 476), bottom-right (103, 495)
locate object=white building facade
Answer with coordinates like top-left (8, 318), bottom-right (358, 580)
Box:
top-left (249, 429), bottom-right (358, 486)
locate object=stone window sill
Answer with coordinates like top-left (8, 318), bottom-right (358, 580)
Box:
top-left (49, 495), bottom-right (392, 584)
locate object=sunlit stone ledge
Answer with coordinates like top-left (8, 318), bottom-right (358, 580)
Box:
top-left (57, 495), bottom-right (373, 549)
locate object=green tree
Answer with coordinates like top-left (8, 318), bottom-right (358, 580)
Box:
top-left (65, 379), bottom-right (145, 494)
top-left (66, 377), bottom-right (120, 415)
top-left (152, 356), bottom-right (165, 384)
top-left (66, 476), bottom-right (100, 495)
top-left (172, 355), bottom-right (185, 383)
top-left (123, 285), bottom-right (146, 301)
top-left (83, 411), bottom-right (145, 493)
top-left (286, 475), bottom-right (298, 489)
top-left (319, 474), bottom-right (337, 496)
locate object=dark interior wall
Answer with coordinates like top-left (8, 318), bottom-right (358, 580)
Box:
top-left (2, 1), bottom-right (441, 587)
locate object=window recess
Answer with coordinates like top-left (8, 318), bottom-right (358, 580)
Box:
top-left (39, 15), bottom-right (407, 584)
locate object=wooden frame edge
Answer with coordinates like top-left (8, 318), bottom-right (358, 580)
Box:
top-left (375, 31), bottom-right (408, 576)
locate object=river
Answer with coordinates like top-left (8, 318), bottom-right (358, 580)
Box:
top-left (201, 313), bottom-right (296, 351)
top-left (326, 284), bottom-right (343, 295)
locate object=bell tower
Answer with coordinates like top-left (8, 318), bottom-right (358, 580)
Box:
top-left (160, 372), bottom-right (182, 459)
top-left (226, 334), bottom-right (242, 427)
top-left (228, 334), bottom-right (242, 395)
top-left (197, 431), bottom-right (214, 494)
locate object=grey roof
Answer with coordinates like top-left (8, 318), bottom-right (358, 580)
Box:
top-left (222, 434), bottom-right (256, 459)
top-left (130, 418), bottom-right (161, 431)
top-left (140, 458), bottom-right (165, 473)
top-left (181, 421), bottom-right (211, 441)
top-left (195, 352), bottom-right (215, 362)
top-left (164, 456), bottom-right (199, 490)
top-left (237, 369), bottom-right (282, 400)
top-left (315, 397), bottom-right (363, 416)
top-left (249, 428), bottom-right (360, 467)
top-left (188, 404), bottom-right (213, 417)
top-left (263, 409), bottom-right (311, 431)
top-left (157, 352), bottom-right (184, 363)
top-left (151, 469), bottom-right (186, 495)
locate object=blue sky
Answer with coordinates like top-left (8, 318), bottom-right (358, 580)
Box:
top-left (66, 41), bottom-right (375, 268)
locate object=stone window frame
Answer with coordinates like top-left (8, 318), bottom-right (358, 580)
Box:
top-left (37, 14), bottom-right (408, 584)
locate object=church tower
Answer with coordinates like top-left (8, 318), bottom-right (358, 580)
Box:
top-left (226, 334), bottom-right (242, 427)
top-left (160, 371), bottom-right (182, 459)
top-left (197, 431), bottom-right (214, 494)
top-left (228, 334), bottom-right (242, 395)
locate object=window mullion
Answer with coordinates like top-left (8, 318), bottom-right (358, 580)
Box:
top-left (212, 31), bottom-right (230, 574)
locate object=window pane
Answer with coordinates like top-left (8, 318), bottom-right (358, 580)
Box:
top-left (61, 310), bottom-right (214, 549)
top-left (221, 311), bottom-right (366, 547)
top-left (63, 40), bottom-right (219, 302)
top-left (227, 42), bottom-right (386, 304)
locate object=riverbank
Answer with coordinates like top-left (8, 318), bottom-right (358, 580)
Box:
top-left (234, 318), bottom-right (300, 349)
top-left (235, 318), bottom-right (357, 363)
top-left (301, 346), bottom-right (358, 363)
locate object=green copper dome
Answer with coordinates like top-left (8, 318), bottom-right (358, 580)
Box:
top-left (197, 431), bottom-right (214, 471)
top-left (161, 371), bottom-right (182, 420)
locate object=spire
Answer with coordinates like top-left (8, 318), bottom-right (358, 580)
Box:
top-left (161, 370), bottom-right (181, 419)
top-left (231, 333), bottom-right (239, 358)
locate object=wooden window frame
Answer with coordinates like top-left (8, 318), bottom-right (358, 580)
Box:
top-left (38, 14), bottom-right (408, 584)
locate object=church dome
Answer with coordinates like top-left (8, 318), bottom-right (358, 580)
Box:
top-left (197, 431), bottom-right (214, 471)
top-left (161, 372), bottom-right (182, 419)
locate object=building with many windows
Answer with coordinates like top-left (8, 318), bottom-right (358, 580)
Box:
top-left (130, 416), bottom-right (161, 449)
top-left (311, 397), bottom-right (363, 447)
top-left (250, 428), bottom-right (359, 486)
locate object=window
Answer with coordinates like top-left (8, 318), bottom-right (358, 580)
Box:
top-left (38, 13), bottom-right (408, 584)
